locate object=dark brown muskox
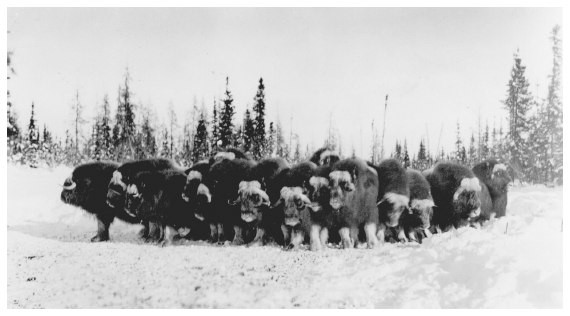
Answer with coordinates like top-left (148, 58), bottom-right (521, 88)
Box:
top-left (270, 161), bottom-right (317, 250)
top-left (426, 162), bottom-right (483, 232)
top-left (368, 159), bottom-right (410, 243)
top-left (471, 159), bottom-right (512, 224)
top-left (106, 158), bottom-right (182, 241)
top-left (60, 161), bottom-right (128, 242)
top-left (234, 157), bottom-right (290, 246)
top-left (124, 169), bottom-right (193, 247)
top-left (306, 165), bottom-right (337, 251)
top-left (329, 158), bottom-right (379, 249)
top-left (181, 160), bottom-right (214, 241)
top-left (400, 169), bottom-right (435, 243)
top-left (207, 158), bottom-right (257, 245)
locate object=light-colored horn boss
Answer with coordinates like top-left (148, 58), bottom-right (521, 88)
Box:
top-left (453, 177), bottom-right (481, 200)
top-left (63, 176), bottom-right (76, 190)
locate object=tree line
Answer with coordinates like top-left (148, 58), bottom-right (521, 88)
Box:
top-left (7, 25), bottom-right (562, 185)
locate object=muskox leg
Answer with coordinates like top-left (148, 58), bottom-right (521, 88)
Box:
top-left (248, 228), bottom-right (266, 247)
top-left (232, 225), bottom-right (245, 245)
top-left (281, 224), bottom-right (291, 246)
top-left (364, 222), bottom-right (379, 248)
top-left (408, 230), bottom-right (418, 242)
top-left (397, 227), bottom-right (408, 243)
top-left (160, 225), bottom-right (177, 247)
top-left (138, 220), bottom-right (149, 239)
top-left (217, 223), bottom-right (226, 245)
top-left (424, 228), bottom-right (433, 238)
top-left (339, 227), bottom-right (353, 249)
top-left (91, 213), bottom-right (114, 242)
top-left (320, 227), bottom-right (329, 249)
top-left (309, 224), bottom-right (322, 251)
top-left (146, 221), bottom-right (162, 242)
top-left (287, 228), bottom-right (304, 251)
top-left (208, 223), bottom-right (217, 243)
top-left (376, 222), bottom-right (386, 244)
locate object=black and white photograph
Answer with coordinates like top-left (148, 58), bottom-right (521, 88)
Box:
top-left (6, 5), bottom-right (564, 308)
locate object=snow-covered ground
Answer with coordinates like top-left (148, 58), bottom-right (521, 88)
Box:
top-left (7, 164), bottom-right (563, 308)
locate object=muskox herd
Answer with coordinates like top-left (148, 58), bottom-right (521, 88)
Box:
top-left (60, 147), bottom-right (512, 249)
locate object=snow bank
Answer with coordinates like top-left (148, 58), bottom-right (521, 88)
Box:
top-left (7, 164), bottom-right (563, 308)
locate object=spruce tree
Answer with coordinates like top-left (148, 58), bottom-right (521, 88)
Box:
top-left (211, 98), bottom-right (220, 152)
top-left (275, 119), bottom-right (288, 159)
top-left (192, 112), bottom-right (209, 162)
top-left (265, 121), bottom-right (275, 157)
top-left (28, 102), bottom-right (39, 145)
top-left (468, 133), bottom-right (477, 167)
top-left (242, 108), bottom-right (255, 153)
top-left (402, 139), bottom-right (410, 169)
top-left (219, 77), bottom-right (235, 148)
top-left (121, 68), bottom-right (136, 159)
top-left (252, 78), bottom-right (266, 159)
top-left (454, 121), bottom-right (463, 162)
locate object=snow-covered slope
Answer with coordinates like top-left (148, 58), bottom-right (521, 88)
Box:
top-left (7, 164), bottom-right (563, 308)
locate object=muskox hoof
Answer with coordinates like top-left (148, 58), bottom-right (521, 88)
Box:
top-left (247, 240), bottom-right (262, 248)
top-left (137, 227), bottom-right (149, 239)
top-left (160, 240), bottom-right (172, 247)
top-left (90, 234), bottom-right (109, 242)
top-left (232, 237), bottom-right (245, 246)
top-left (285, 243), bottom-right (298, 251)
top-left (208, 237), bottom-right (217, 244)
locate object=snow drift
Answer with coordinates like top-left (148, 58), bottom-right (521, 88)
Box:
top-left (7, 164), bottom-right (563, 308)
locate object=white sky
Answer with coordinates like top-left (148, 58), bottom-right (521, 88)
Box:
top-left (6, 7), bottom-right (562, 159)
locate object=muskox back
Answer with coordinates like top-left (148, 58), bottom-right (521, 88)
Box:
top-left (400, 169), bottom-right (435, 243)
top-left (472, 159), bottom-right (511, 218)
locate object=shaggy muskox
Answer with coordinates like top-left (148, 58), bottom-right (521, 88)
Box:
top-left (106, 158), bottom-right (182, 241)
top-left (309, 147), bottom-right (340, 167)
top-left (400, 169), bottom-right (434, 243)
top-left (270, 161), bottom-right (317, 250)
top-left (60, 161), bottom-right (127, 242)
top-left (368, 159), bottom-right (410, 243)
top-left (124, 169), bottom-right (191, 246)
top-left (234, 157), bottom-right (290, 246)
top-left (181, 160), bottom-right (213, 241)
top-left (472, 159), bottom-right (511, 223)
top-left (425, 162), bottom-right (483, 232)
top-left (329, 158), bottom-right (379, 249)
top-left (306, 165), bottom-right (337, 250)
top-left (207, 158), bottom-right (257, 245)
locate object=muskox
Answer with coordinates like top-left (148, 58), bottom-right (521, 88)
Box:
top-left (181, 160), bottom-right (213, 241)
top-left (271, 161), bottom-right (317, 250)
top-left (368, 159), bottom-right (410, 243)
top-left (309, 147), bottom-right (341, 167)
top-left (472, 159), bottom-right (512, 223)
top-left (400, 169), bottom-right (435, 243)
top-left (106, 158), bottom-right (182, 241)
top-left (212, 147), bottom-right (253, 163)
top-left (60, 161), bottom-right (128, 242)
top-left (306, 165), bottom-right (337, 251)
top-left (124, 169), bottom-right (192, 246)
top-left (426, 162), bottom-right (483, 232)
top-left (235, 157), bottom-right (290, 246)
top-left (208, 158), bottom-right (257, 245)
top-left (329, 158), bottom-right (379, 249)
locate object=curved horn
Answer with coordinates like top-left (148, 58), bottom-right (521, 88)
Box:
top-left (271, 197), bottom-right (284, 209)
top-left (63, 176), bottom-right (76, 190)
top-left (300, 193), bottom-right (311, 205)
top-left (259, 190), bottom-right (270, 206)
top-left (228, 196), bottom-right (241, 205)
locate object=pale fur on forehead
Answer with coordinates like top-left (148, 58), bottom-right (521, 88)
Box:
top-left (112, 170), bottom-right (123, 182)
top-left (453, 177), bottom-right (481, 200)
top-left (410, 198), bottom-right (435, 210)
top-left (329, 170), bottom-right (352, 183)
top-left (239, 180), bottom-right (262, 192)
top-left (367, 166), bottom-right (378, 176)
top-left (215, 151), bottom-right (236, 161)
top-left (493, 163), bottom-right (507, 173)
top-left (384, 192), bottom-right (410, 209)
top-left (127, 184), bottom-right (139, 195)
top-left (309, 176), bottom-right (329, 188)
top-left (187, 170), bottom-right (202, 181)
top-left (197, 183), bottom-right (211, 202)
top-left (280, 186), bottom-right (303, 200)
top-left (320, 150), bottom-right (338, 160)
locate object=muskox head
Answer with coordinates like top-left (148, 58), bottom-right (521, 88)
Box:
top-left (230, 181), bottom-right (270, 223)
top-left (378, 192), bottom-right (410, 227)
top-left (328, 170), bottom-right (356, 210)
top-left (273, 187), bottom-right (312, 227)
top-left (408, 198), bottom-right (435, 230)
top-left (306, 176), bottom-right (331, 213)
top-left (319, 150), bottom-right (340, 167)
top-left (489, 162), bottom-right (512, 192)
top-left (181, 170), bottom-right (203, 202)
top-left (106, 170), bottom-right (128, 209)
top-left (193, 183), bottom-right (212, 222)
top-left (60, 173), bottom-right (80, 205)
top-left (124, 183), bottom-right (143, 217)
top-left (453, 177), bottom-right (482, 219)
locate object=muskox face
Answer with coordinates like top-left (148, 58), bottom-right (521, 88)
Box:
top-left (319, 151), bottom-right (340, 167)
top-left (181, 170), bottom-right (203, 202)
top-left (276, 187), bottom-right (311, 227)
top-left (328, 171), bottom-right (355, 210)
top-left (60, 173), bottom-right (85, 206)
top-left (379, 192), bottom-right (410, 227)
top-left (409, 198), bottom-right (435, 229)
top-left (193, 183), bottom-right (212, 222)
top-left (231, 181), bottom-right (270, 223)
top-left (453, 177), bottom-right (482, 219)
top-left (106, 170), bottom-right (128, 209)
top-left (124, 183), bottom-right (143, 217)
top-left (489, 163), bottom-right (512, 192)
top-left (306, 176), bottom-right (330, 213)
